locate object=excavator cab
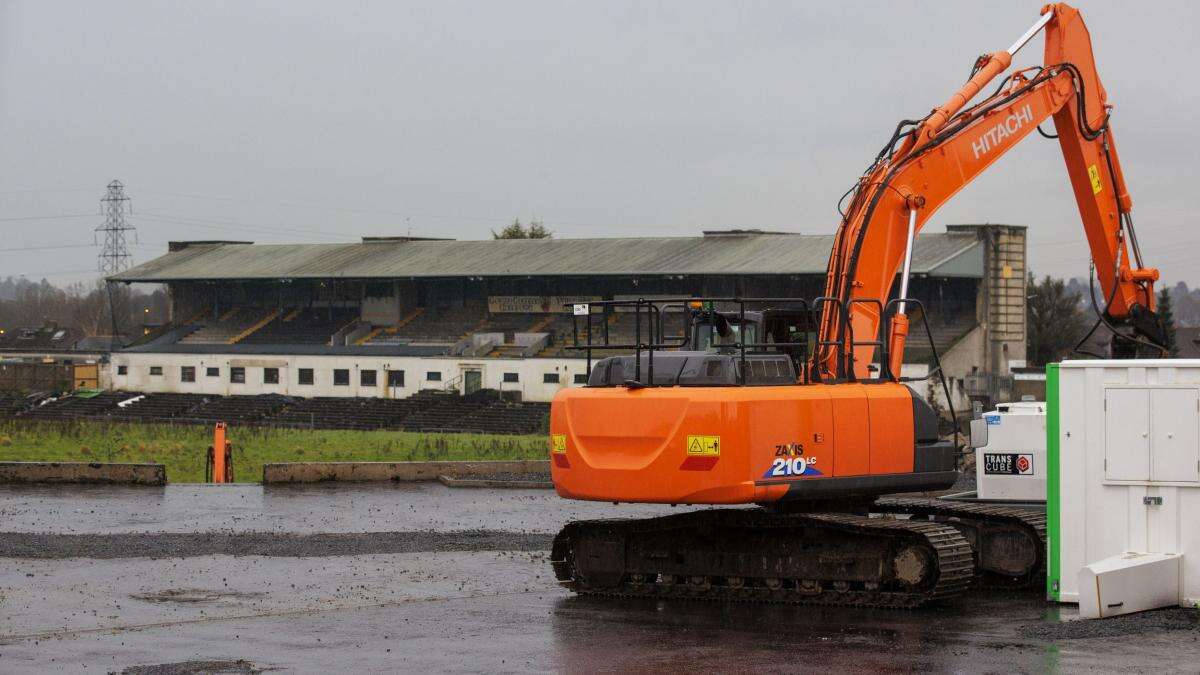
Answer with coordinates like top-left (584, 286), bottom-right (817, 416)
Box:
top-left (691, 309), bottom-right (758, 354)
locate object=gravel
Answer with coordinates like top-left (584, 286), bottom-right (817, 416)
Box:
top-left (0, 530), bottom-right (552, 559)
top-left (1020, 607), bottom-right (1200, 640)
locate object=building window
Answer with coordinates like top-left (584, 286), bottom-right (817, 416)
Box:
top-left (387, 370), bottom-right (404, 388)
top-left (426, 371), bottom-right (442, 382)
top-left (181, 366), bottom-right (195, 383)
top-left (149, 366), bottom-right (163, 376)
top-left (574, 373), bottom-right (588, 384)
top-left (206, 367), bottom-right (220, 377)
top-left (503, 372), bottom-right (519, 383)
top-left (361, 369), bottom-right (377, 387)
top-left (334, 369), bottom-right (350, 386)
top-left (231, 367), bottom-right (245, 384)
top-left (298, 368), bottom-right (314, 385)
top-left (543, 372), bottom-right (560, 384)
top-left (264, 367), bottom-right (280, 384)
top-left (117, 365), bottom-right (128, 376)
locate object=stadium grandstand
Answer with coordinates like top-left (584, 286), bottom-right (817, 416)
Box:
top-left (102, 226), bottom-right (1028, 410)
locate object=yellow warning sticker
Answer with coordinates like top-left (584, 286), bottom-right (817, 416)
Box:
top-left (1088, 164), bottom-right (1103, 194)
top-left (686, 435), bottom-right (721, 456)
top-left (551, 434), bottom-right (567, 454)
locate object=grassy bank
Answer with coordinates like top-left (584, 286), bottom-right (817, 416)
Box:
top-left (0, 420), bottom-right (547, 483)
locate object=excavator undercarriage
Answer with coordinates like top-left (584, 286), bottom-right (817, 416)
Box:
top-left (551, 499), bottom-right (1046, 608)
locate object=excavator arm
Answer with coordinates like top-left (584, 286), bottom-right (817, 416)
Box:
top-left (816, 3), bottom-right (1164, 382)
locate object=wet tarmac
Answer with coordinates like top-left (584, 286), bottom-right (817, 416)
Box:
top-left (1, 483), bottom-right (1198, 673)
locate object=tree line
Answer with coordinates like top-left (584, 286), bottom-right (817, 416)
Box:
top-left (0, 276), bottom-right (167, 340)
top-left (1028, 273), bottom-right (1182, 366)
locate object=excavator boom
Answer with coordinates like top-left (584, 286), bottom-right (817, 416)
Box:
top-left (818, 3), bottom-right (1162, 381)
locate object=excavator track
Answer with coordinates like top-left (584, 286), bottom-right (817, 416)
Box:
top-left (550, 509), bottom-right (975, 609)
top-left (873, 496), bottom-right (1047, 588)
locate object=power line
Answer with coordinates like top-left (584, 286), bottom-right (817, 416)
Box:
top-left (135, 187), bottom-right (698, 231)
top-left (136, 211), bottom-right (357, 241)
top-left (0, 244), bottom-right (98, 253)
top-left (6, 268), bottom-right (103, 279)
top-left (0, 213), bottom-right (95, 222)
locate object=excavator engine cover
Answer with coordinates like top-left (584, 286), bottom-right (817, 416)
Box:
top-left (550, 381), bottom-right (955, 506)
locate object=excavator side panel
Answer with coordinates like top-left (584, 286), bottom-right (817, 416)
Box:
top-left (550, 382), bottom-right (952, 505)
top-left (865, 384), bottom-right (915, 475)
top-left (828, 384), bottom-right (871, 477)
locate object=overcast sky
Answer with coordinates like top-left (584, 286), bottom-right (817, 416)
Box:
top-left (1, 1), bottom-right (1197, 286)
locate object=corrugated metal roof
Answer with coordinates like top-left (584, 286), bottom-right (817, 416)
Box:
top-left (110, 232), bottom-right (982, 282)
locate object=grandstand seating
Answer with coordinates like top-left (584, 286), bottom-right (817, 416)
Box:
top-left (241, 307), bottom-right (358, 345)
top-left (0, 393), bottom-right (37, 417)
top-left (271, 396), bottom-right (424, 430)
top-left (396, 389), bottom-right (548, 433)
top-left (109, 393), bottom-right (210, 422)
top-left (180, 307), bottom-right (278, 344)
top-left (19, 391), bottom-right (131, 420)
top-left (478, 313), bottom-right (546, 338)
top-left (6, 388), bottom-right (548, 435)
top-left (903, 308), bottom-right (978, 364)
top-left (183, 394), bottom-right (293, 424)
top-left (541, 311), bottom-right (645, 357)
top-left (367, 305), bottom-right (487, 344)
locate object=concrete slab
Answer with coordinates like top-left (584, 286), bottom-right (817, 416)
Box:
top-left (0, 461), bottom-right (165, 486)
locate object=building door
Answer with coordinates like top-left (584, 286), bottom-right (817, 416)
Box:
top-left (386, 370), bottom-right (404, 399)
top-left (73, 364), bottom-right (99, 390)
top-left (464, 369), bottom-right (482, 395)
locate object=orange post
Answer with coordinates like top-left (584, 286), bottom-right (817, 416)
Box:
top-left (212, 422), bottom-right (228, 484)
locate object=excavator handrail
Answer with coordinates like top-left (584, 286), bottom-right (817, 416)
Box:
top-left (563, 296), bottom-right (815, 386)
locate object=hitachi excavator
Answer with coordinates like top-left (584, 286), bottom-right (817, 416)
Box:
top-left (548, 3), bottom-right (1167, 607)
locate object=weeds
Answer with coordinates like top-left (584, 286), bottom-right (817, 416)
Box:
top-left (0, 419), bottom-right (547, 483)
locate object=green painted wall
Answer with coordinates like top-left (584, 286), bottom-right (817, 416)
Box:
top-left (1045, 363), bottom-right (1061, 601)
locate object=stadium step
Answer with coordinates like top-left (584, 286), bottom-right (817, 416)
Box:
top-left (527, 315), bottom-right (555, 333)
top-left (355, 326), bottom-right (386, 345)
top-left (229, 308), bottom-right (282, 344)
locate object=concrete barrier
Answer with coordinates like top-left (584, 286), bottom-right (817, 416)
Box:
top-left (262, 459), bottom-right (550, 484)
top-left (0, 462), bottom-right (166, 486)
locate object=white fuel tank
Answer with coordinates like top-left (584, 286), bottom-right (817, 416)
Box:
top-left (969, 400), bottom-right (1046, 502)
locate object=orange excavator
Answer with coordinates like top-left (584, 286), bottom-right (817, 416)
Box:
top-left (548, 3), bottom-right (1166, 607)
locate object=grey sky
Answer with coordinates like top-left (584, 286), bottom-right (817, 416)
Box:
top-left (1, 1), bottom-right (1197, 286)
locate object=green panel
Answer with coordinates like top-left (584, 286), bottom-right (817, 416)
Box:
top-left (1045, 363), bottom-right (1061, 601)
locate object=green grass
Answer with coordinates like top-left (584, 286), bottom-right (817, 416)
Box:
top-left (0, 420), bottom-right (548, 483)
